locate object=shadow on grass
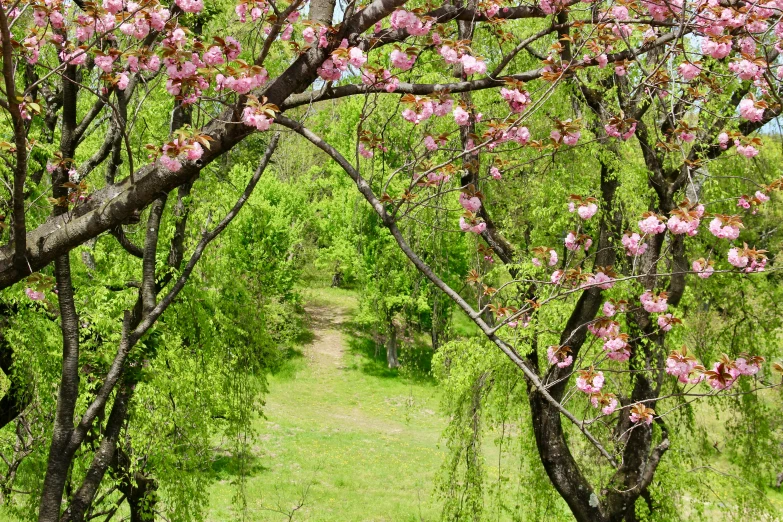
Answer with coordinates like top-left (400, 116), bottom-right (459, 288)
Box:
top-left (210, 451), bottom-right (267, 479)
top-left (269, 347), bottom-right (306, 381)
top-left (342, 322), bottom-right (436, 384)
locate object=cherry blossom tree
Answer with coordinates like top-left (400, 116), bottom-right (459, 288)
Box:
top-left (2, 0), bottom-right (783, 518)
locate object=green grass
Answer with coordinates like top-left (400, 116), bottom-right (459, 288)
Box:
top-left (205, 287), bottom-right (447, 521)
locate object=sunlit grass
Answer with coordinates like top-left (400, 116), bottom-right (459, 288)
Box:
top-left (205, 287), bottom-right (446, 521)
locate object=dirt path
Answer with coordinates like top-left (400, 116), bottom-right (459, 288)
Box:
top-left (303, 303), bottom-right (349, 370)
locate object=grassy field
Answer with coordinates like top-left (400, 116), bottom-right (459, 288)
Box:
top-left (205, 288), bottom-right (447, 521)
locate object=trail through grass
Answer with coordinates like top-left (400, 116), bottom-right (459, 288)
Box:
top-left (206, 288), bottom-right (446, 521)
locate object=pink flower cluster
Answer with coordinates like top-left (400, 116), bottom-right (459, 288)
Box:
top-left (361, 69), bottom-right (399, 93)
top-left (402, 97), bottom-right (452, 125)
top-left (708, 216), bottom-right (741, 240)
top-left (25, 288), bottom-right (45, 301)
top-left (585, 271), bottom-right (615, 290)
top-left (459, 217), bottom-right (486, 234)
top-left (621, 232), bottom-right (647, 257)
top-left (604, 121), bottom-right (637, 141)
top-left (589, 318), bottom-right (620, 339)
top-left (459, 193), bottom-right (482, 213)
top-left (638, 214), bottom-right (666, 235)
top-left (678, 62), bottom-right (701, 81)
top-left (500, 88), bottom-right (530, 113)
top-left (590, 393), bottom-right (618, 415)
top-left (547, 345), bottom-right (573, 368)
top-left (603, 335), bottom-right (630, 361)
top-left (565, 231), bottom-right (592, 251)
top-left (640, 290), bottom-right (668, 313)
top-left (569, 201), bottom-right (598, 220)
top-left (532, 249), bottom-right (558, 268)
top-left (576, 369), bottom-right (605, 394)
top-left (692, 258), bottom-right (714, 279)
top-left (739, 98), bottom-right (764, 122)
top-left (550, 129), bottom-right (580, 146)
top-left (390, 9), bottom-right (432, 36)
top-left (665, 348), bottom-right (702, 384)
top-left (667, 204), bottom-right (703, 236)
top-left (390, 49), bottom-right (416, 71)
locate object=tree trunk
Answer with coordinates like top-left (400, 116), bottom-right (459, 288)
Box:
top-left (386, 317), bottom-right (399, 368)
top-left (125, 473), bottom-right (158, 522)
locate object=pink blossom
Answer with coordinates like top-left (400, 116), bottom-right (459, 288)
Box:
top-left (185, 142), bottom-right (203, 161)
top-left (116, 73), bottom-right (130, 90)
top-left (576, 370), bottom-right (605, 394)
top-left (729, 59), bottom-right (761, 81)
top-left (718, 132), bottom-right (729, 149)
top-left (358, 143), bottom-right (373, 159)
top-left (433, 98), bottom-right (453, 117)
top-left (242, 106), bottom-right (274, 131)
top-left (459, 217), bottom-right (486, 234)
top-left (490, 167), bottom-right (502, 180)
top-left (551, 270), bottom-right (564, 284)
top-left (604, 121), bottom-right (636, 140)
top-left (160, 155), bottom-right (182, 172)
top-left (500, 88), bottom-right (530, 113)
top-left (708, 217), bottom-right (740, 240)
top-left (597, 54), bottom-right (608, 68)
top-left (657, 313), bottom-right (676, 332)
top-left (603, 302), bottom-right (616, 317)
top-left (390, 49), bottom-right (415, 71)
top-left (549, 249), bottom-right (558, 266)
top-left (439, 45), bottom-right (459, 64)
top-left (701, 38), bottom-right (732, 59)
top-left (577, 203), bottom-right (598, 220)
top-left (348, 47), bottom-right (366, 68)
top-left (532, 257), bottom-right (542, 267)
top-left (667, 214), bottom-right (700, 236)
top-left (736, 143), bottom-right (759, 158)
top-left (459, 193), bottom-right (482, 212)
top-left (460, 54), bottom-right (487, 75)
top-left (640, 290), bottom-right (668, 313)
top-left (665, 350), bottom-right (701, 384)
top-left (692, 259), bottom-right (714, 279)
top-left (679, 131), bottom-right (695, 143)
top-left (103, 0), bottom-right (123, 14)
top-left (453, 106), bottom-right (470, 126)
top-left (728, 247), bottom-right (749, 268)
top-left (302, 27), bottom-right (316, 44)
top-left (589, 320), bottom-right (620, 339)
top-left (565, 232), bottom-right (579, 251)
top-left (639, 214), bottom-right (666, 235)
top-left (707, 361), bottom-right (737, 390)
top-left (25, 288), bottom-right (45, 301)
top-left (175, 0), bottom-right (203, 13)
top-left (739, 99), bottom-right (764, 122)
top-left (604, 336), bottom-right (630, 361)
top-left (586, 271), bottom-right (615, 290)
top-left (547, 346), bottom-right (573, 368)
top-left (597, 395), bottom-right (618, 415)
top-left (630, 408), bottom-right (655, 425)
top-left (678, 62), bottom-right (701, 80)
top-left (735, 357), bottom-right (761, 376)
top-left (317, 59), bottom-right (342, 81)
top-left (756, 191), bottom-right (770, 203)
top-left (203, 46), bottom-right (225, 66)
top-left (622, 232), bottom-right (647, 256)
top-left (424, 136), bottom-right (438, 151)
top-left (95, 55), bottom-right (115, 73)
top-left (552, 130), bottom-right (581, 146)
